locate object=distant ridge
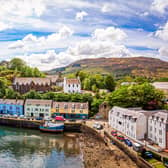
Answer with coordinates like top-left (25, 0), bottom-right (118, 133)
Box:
top-left (32, 57), bottom-right (168, 78)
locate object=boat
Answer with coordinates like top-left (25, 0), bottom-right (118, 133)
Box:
top-left (39, 121), bottom-right (64, 133)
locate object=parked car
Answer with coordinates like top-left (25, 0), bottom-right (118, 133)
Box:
top-left (164, 162), bottom-right (168, 168)
top-left (35, 117), bottom-right (43, 120)
top-left (93, 122), bottom-right (99, 128)
top-left (96, 124), bottom-right (103, 130)
top-left (124, 139), bottom-right (132, 147)
top-left (44, 116), bottom-right (51, 121)
top-left (111, 130), bottom-right (117, 136)
top-left (117, 135), bottom-right (125, 142)
top-left (19, 115), bottom-right (25, 119)
top-left (13, 114), bottom-right (18, 118)
top-left (133, 143), bottom-right (142, 152)
top-left (144, 151), bottom-right (153, 159)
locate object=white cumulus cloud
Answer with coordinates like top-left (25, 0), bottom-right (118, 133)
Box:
top-left (151, 0), bottom-right (168, 13)
top-left (16, 26), bottom-right (132, 70)
top-left (155, 22), bottom-right (168, 41)
top-left (8, 25), bottom-right (73, 51)
top-left (92, 27), bottom-right (127, 42)
top-left (75, 11), bottom-right (88, 21)
top-left (0, 22), bottom-right (11, 31)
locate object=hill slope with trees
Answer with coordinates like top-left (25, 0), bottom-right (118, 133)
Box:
top-left (48, 57), bottom-right (168, 79)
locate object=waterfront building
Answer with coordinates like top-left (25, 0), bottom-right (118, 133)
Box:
top-left (13, 75), bottom-right (63, 94)
top-left (24, 99), bottom-right (52, 117)
top-left (52, 102), bottom-right (88, 119)
top-left (148, 110), bottom-right (168, 149)
top-left (63, 77), bottom-right (81, 93)
top-left (0, 99), bottom-right (24, 116)
top-left (97, 102), bottom-right (111, 120)
top-left (152, 82), bottom-right (168, 98)
top-left (108, 106), bottom-right (153, 140)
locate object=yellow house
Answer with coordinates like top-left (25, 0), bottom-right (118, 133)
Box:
top-left (52, 102), bottom-right (89, 119)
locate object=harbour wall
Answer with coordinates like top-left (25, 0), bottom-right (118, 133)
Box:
top-left (0, 118), bottom-right (82, 132)
top-left (81, 124), bottom-right (153, 168)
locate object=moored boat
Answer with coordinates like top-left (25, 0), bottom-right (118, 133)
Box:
top-left (39, 121), bottom-right (64, 133)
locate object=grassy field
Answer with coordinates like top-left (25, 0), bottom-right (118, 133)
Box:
top-left (146, 158), bottom-right (165, 168)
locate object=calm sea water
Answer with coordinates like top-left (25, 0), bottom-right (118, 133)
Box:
top-left (0, 126), bottom-right (84, 168)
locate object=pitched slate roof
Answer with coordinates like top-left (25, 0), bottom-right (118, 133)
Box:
top-left (13, 77), bottom-right (51, 85)
top-left (65, 78), bottom-right (80, 85)
top-left (152, 82), bottom-right (168, 90)
top-left (52, 102), bottom-right (88, 109)
top-left (0, 99), bottom-right (24, 105)
top-left (25, 99), bottom-right (52, 106)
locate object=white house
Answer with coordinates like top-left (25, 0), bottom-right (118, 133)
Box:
top-left (148, 110), bottom-right (168, 149)
top-left (152, 82), bottom-right (168, 98)
top-left (24, 99), bottom-right (52, 118)
top-left (108, 106), bottom-right (150, 140)
top-left (63, 77), bottom-right (81, 93)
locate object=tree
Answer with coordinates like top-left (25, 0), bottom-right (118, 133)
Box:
top-left (104, 74), bottom-right (116, 92)
top-left (90, 98), bottom-right (103, 117)
top-left (83, 78), bottom-right (91, 90)
top-left (107, 83), bottom-right (165, 109)
top-left (4, 88), bottom-right (21, 99)
top-left (24, 90), bottom-right (42, 99)
top-left (9, 58), bottom-right (26, 71)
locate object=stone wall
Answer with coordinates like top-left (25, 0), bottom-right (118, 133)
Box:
top-left (81, 124), bottom-right (153, 168)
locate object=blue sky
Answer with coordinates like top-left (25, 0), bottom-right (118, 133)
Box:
top-left (0, 0), bottom-right (168, 70)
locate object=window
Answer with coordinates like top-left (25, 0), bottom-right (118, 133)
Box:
top-left (45, 109), bottom-right (49, 112)
top-left (77, 84), bottom-right (78, 88)
top-left (80, 110), bottom-right (83, 113)
top-left (73, 84), bottom-right (74, 87)
top-left (159, 130), bottom-right (162, 135)
top-left (35, 108), bottom-right (38, 111)
top-left (131, 125), bottom-right (133, 131)
top-left (159, 138), bottom-right (162, 143)
top-left (27, 108), bottom-right (30, 111)
top-left (56, 104), bottom-right (59, 108)
top-left (71, 109), bottom-right (75, 113)
top-left (150, 126), bottom-right (152, 131)
top-left (64, 104), bottom-right (68, 109)
top-left (72, 104), bottom-right (75, 109)
top-left (68, 84), bottom-right (70, 87)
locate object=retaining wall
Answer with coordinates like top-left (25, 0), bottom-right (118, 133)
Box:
top-left (0, 118), bottom-right (81, 132)
top-left (81, 124), bottom-right (153, 168)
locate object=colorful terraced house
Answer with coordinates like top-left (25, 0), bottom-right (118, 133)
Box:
top-left (52, 102), bottom-right (88, 119)
top-left (0, 99), bottom-right (24, 116)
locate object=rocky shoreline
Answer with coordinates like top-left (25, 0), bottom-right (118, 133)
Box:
top-left (79, 132), bottom-right (138, 168)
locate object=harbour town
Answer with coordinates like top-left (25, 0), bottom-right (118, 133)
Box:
top-left (1, 1), bottom-right (168, 167)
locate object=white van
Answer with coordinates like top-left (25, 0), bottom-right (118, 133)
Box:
top-left (133, 143), bottom-right (142, 152)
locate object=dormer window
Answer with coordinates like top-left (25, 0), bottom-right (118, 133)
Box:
top-left (72, 104), bottom-right (75, 109)
top-left (56, 104), bottom-right (59, 108)
top-left (80, 104), bottom-right (84, 109)
top-left (64, 104), bottom-right (68, 109)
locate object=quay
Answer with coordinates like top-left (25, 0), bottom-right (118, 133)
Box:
top-left (0, 117), bottom-right (82, 132)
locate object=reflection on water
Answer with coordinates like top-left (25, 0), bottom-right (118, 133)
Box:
top-left (0, 126), bottom-right (83, 168)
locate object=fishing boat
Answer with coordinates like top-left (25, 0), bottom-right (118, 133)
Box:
top-left (39, 121), bottom-right (64, 133)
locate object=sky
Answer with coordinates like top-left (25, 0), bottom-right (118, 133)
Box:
top-left (0, 0), bottom-right (168, 70)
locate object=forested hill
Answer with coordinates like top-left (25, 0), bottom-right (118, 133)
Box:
top-left (48, 57), bottom-right (168, 79)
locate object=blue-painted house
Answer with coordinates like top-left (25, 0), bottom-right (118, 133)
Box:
top-left (0, 99), bottom-right (24, 116)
